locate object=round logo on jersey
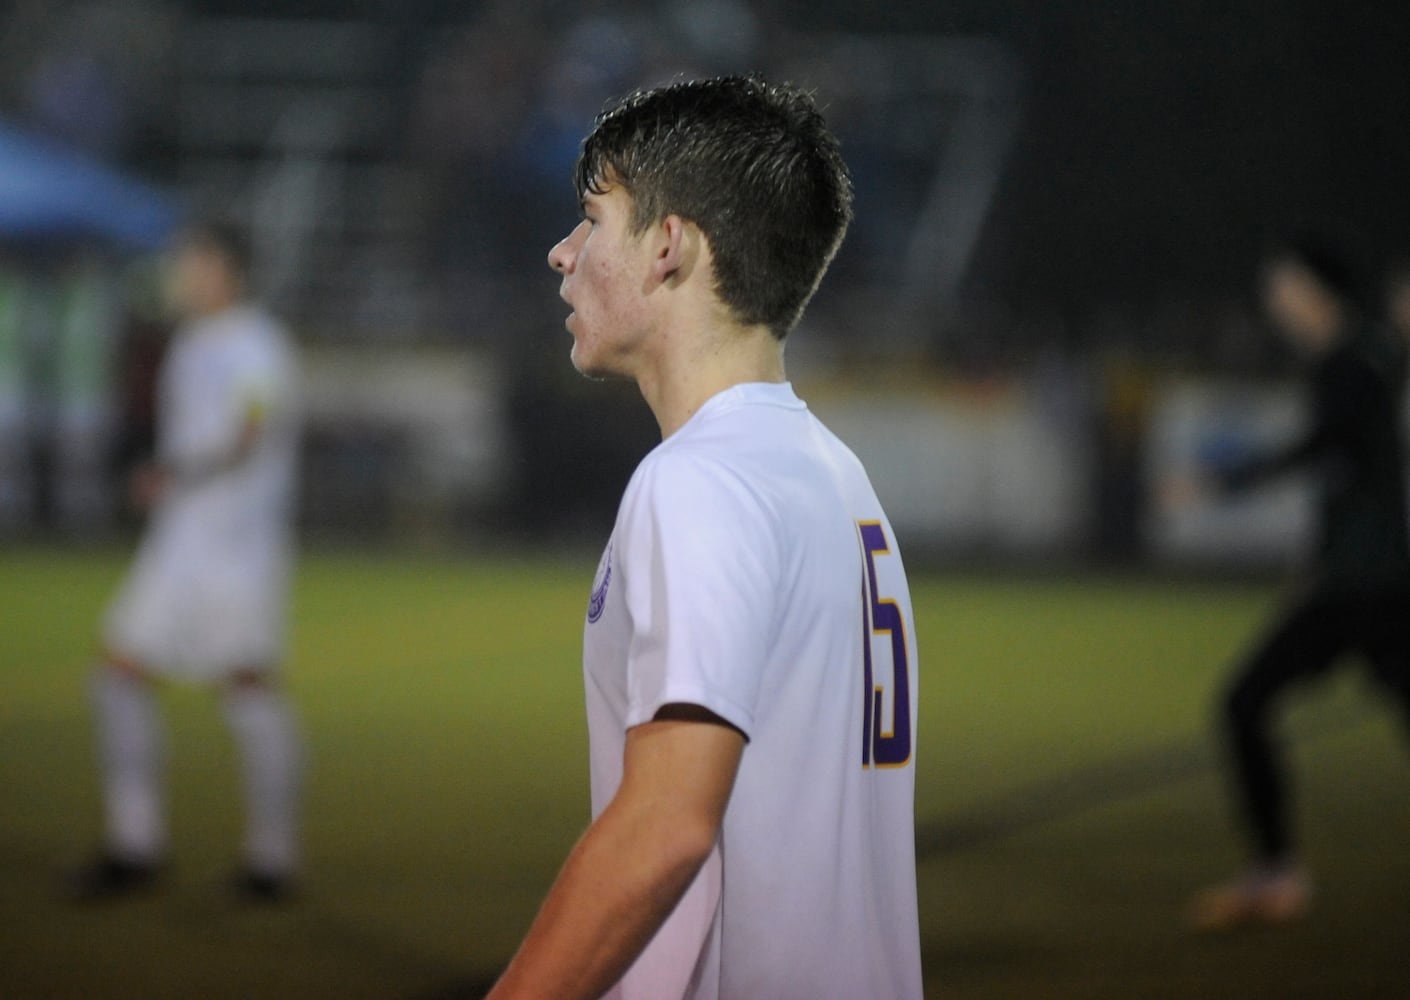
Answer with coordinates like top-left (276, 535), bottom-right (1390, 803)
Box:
top-left (587, 540), bottom-right (613, 624)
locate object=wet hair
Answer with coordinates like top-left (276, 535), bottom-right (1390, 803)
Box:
top-left (575, 75), bottom-right (854, 340)
top-left (181, 218), bottom-right (253, 284)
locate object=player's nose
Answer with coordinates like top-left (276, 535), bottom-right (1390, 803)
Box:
top-left (548, 238), bottom-right (569, 273)
top-left (548, 221), bottom-right (588, 274)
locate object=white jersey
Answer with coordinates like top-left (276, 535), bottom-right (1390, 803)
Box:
top-left (104, 304), bottom-right (299, 679)
top-left (584, 381), bottom-right (922, 1000)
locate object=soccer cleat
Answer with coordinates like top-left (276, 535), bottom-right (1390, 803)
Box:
top-left (67, 852), bottom-right (164, 902)
top-left (232, 867), bottom-right (297, 904)
top-left (1188, 866), bottom-right (1312, 932)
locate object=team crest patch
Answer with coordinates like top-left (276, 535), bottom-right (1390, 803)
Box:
top-left (587, 540), bottom-right (613, 623)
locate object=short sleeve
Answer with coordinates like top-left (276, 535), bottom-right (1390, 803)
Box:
top-left (615, 449), bottom-right (782, 736)
top-left (236, 330), bottom-right (296, 422)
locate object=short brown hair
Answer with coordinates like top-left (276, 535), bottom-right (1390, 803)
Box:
top-left (576, 76), bottom-right (854, 340)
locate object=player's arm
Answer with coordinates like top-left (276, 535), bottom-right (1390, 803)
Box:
top-left (1211, 432), bottom-right (1318, 495)
top-left (1213, 356), bottom-right (1369, 496)
top-left (177, 395), bottom-right (269, 482)
top-left (134, 397), bottom-right (268, 509)
top-left (486, 705), bottom-right (744, 1000)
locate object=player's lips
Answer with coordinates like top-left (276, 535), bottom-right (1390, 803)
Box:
top-left (559, 287), bottom-right (575, 329)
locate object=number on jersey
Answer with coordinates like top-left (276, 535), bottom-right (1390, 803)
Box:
top-left (859, 521), bottom-right (912, 768)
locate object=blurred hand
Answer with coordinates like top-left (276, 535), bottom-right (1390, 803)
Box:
top-left (129, 462), bottom-right (172, 511)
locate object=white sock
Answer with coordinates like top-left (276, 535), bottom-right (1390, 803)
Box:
top-left (223, 686), bottom-right (303, 876)
top-left (91, 669), bottom-right (166, 862)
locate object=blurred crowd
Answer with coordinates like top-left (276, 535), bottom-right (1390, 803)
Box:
top-left (1, 1), bottom-right (1407, 553)
top-left (0, 0), bottom-right (1018, 356)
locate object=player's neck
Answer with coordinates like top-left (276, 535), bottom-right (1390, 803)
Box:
top-left (637, 320), bottom-right (786, 439)
top-left (187, 296), bottom-right (244, 323)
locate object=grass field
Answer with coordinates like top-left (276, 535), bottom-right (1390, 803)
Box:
top-left (2, 546), bottom-right (1407, 999)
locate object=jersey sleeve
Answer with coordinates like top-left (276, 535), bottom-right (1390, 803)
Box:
top-left (162, 326), bottom-right (295, 474)
top-left (615, 449), bottom-right (782, 737)
top-left (234, 325), bottom-right (297, 423)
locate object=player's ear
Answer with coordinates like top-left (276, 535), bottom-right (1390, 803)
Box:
top-left (651, 214), bottom-right (696, 286)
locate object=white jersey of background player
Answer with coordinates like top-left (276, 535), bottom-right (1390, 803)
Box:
top-left (72, 221), bottom-right (302, 903)
top-left (489, 77), bottom-right (922, 1000)
top-left (106, 300), bottom-right (298, 675)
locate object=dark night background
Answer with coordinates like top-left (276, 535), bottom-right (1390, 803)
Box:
top-left (4, 0), bottom-right (1409, 542)
top-left (788, 0), bottom-right (1410, 313)
top-left (12, 0), bottom-right (1410, 319)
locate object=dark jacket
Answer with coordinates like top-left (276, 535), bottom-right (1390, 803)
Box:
top-left (1220, 326), bottom-right (1410, 591)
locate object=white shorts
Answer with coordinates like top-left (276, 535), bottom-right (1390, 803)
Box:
top-left (103, 507), bottom-right (291, 682)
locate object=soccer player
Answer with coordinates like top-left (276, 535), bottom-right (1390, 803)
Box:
top-left (486, 77), bottom-right (922, 999)
top-left (71, 220), bottom-right (303, 902)
top-left (1188, 235), bottom-right (1410, 931)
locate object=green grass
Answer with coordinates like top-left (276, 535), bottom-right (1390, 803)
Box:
top-left (2, 547), bottom-right (1407, 999)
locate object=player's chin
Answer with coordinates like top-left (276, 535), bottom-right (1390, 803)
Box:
top-left (569, 344), bottom-right (627, 383)
top-left (570, 355), bottom-right (612, 382)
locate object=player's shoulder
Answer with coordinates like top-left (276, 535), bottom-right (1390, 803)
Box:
top-left (234, 305), bottom-right (292, 344)
top-left (615, 441), bottom-right (786, 576)
top-left (629, 437), bottom-right (738, 500)
top-left (808, 409), bottom-right (868, 470)
top-left (623, 432), bottom-right (774, 532)
top-left (226, 307), bottom-right (297, 365)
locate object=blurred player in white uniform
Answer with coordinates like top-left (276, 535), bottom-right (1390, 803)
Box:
top-left (71, 221), bottom-right (302, 902)
top-left (488, 77), bottom-right (922, 999)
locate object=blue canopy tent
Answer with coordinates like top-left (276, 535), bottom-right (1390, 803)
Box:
top-left (0, 121), bottom-right (180, 251)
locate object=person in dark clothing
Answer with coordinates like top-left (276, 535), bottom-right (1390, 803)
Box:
top-left (1188, 235), bottom-right (1410, 931)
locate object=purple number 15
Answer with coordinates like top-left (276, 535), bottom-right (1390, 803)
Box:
top-left (859, 521), bottom-right (912, 768)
